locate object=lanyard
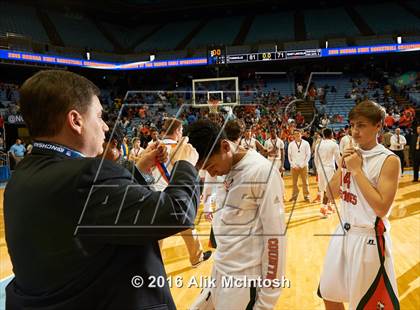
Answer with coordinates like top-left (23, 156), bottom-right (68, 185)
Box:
top-left (295, 141), bottom-right (302, 153)
top-left (157, 140), bottom-right (176, 183)
top-left (270, 138), bottom-right (278, 151)
top-left (33, 141), bottom-right (85, 158)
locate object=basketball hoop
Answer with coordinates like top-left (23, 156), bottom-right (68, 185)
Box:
top-left (208, 99), bottom-right (219, 114)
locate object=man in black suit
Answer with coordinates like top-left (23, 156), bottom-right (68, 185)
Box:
top-left (4, 70), bottom-right (200, 310)
top-left (410, 124), bottom-right (420, 182)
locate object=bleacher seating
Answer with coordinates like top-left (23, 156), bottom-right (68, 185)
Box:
top-left (355, 3), bottom-right (420, 35)
top-left (312, 76), bottom-right (392, 130)
top-left (0, 2), bottom-right (49, 43)
top-left (48, 11), bottom-right (113, 51)
top-left (240, 78), bottom-right (294, 104)
top-left (245, 12), bottom-right (294, 44)
top-left (408, 92), bottom-right (420, 106)
top-left (305, 8), bottom-right (360, 39)
top-left (187, 16), bottom-right (244, 48)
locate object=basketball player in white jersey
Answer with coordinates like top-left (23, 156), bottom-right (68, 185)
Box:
top-left (202, 119), bottom-right (244, 222)
top-left (188, 120), bottom-right (286, 310)
top-left (264, 127), bottom-right (285, 173)
top-left (339, 125), bottom-right (351, 155)
top-left (152, 118), bottom-right (212, 267)
top-left (314, 128), bottom-right (340, 217)
top-left (319, 100), bottom-right (400, 310)
top-left (240, 127), bottom-right (265, 152)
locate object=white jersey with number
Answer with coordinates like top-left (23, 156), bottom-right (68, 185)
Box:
top-left (200, 150), bottom-right (286, 309)
top-left (315, 139), bottom-right (340, 193)
top-left (319, 144), bottom-right (399, 308)
top-left (339, 144), bottom-right (396, 230)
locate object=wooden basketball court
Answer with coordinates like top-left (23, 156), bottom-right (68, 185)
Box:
top-left (1, 174), bottom-right (419, 309)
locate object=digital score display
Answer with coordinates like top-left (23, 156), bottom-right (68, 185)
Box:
top-left (226, 49), bottom-right (321, 63)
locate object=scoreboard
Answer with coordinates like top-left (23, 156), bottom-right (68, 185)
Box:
top-left (207, 46), bottom-right (322, 65)
top-left (226, 49), bottom-right (321, 64)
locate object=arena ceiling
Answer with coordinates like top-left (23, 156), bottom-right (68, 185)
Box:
top-left (18, 0), bottom-right (395, 26)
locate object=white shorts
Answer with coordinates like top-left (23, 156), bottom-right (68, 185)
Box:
top-left (317, 166), bottom-right (335, 193)
top-left (189, 267), bottom-right (258, 310)
top-left (318, 221), bottom-right (399, 310)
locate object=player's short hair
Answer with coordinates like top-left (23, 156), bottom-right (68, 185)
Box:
top-left (293, 129), bottom-right (302, 134)
top-left (187, 120), bottom-right (227, 164)
top-left (322, 128), bottom-right (333, 138)
top-left (163, 118), bottom-right (182, 135)
top-left (224, 119), bottom-right (243, 141)
top-left (19, 70), bottom-right (100, 138)
top-left (349, 100), bottom-right (386, 125)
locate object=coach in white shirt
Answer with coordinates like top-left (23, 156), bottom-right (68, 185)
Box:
top-left (389, 127), bottom-right (406, 174)
top-left (288, 129), bottom-right (311, 201)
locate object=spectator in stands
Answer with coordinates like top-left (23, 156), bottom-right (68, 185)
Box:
top-left (319, 114), bottom-right (330, 129)
top-left (382, 128), bottom-right (392, 149)
top-left (390, 127), bottom-right (406, 174)
top-left (147, 127), bottom-right (160, 147)
top-left (120, 116), bottom-right (130, 129)
top-left (120, 136), bottom-right (129, 160)
top-left (399, 111), bottom-right (413, 130)
top-left (392, 110), bottom-right (401, 125)
top-left (296, 112), bottom-right (305, 128)
top-left (384, 112), bottom-right (395, 129)
top-left (9, 138), bottom-right (26, 166)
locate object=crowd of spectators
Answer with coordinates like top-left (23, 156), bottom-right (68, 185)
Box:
top-left (1, 74), bottom-right (418, 175)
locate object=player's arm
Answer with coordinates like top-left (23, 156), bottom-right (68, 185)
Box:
top-left (280, 147), bottom-right (285, 170)
top-left (253, 169), bottom-right (286, 309)
top-left (255, 140), bottom-right (267, 155)
top-left (304, 143), bottom-right (311, 167)
top-left (350, 155), bottom-right (400, 217)
top-left (287, 145), bottom-right (294, 168)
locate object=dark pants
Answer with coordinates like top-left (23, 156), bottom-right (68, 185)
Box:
top-left (413, 151), bottom-right (420, 181)
top-left (393, 150), bottom-right (404, 174)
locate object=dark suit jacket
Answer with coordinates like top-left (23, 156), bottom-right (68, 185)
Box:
top-left (4, 147), bottom-right (200, 310)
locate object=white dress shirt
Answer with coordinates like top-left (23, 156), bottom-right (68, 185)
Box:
top-left (389, 134), bottom-right (406, 151)
top-left (288, 139), bottom-right (311, 168)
